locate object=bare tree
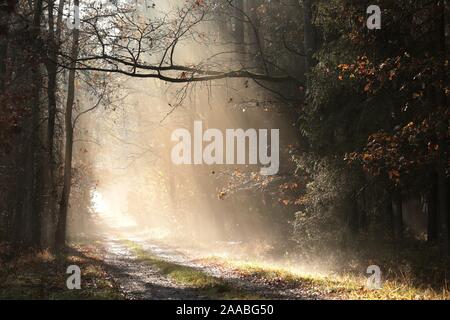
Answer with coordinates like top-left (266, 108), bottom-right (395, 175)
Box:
top-left (59, 2), bottom-right (299, 84)
top-left (55, 0), bottom-right (80, 249)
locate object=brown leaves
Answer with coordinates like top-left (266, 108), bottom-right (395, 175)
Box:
top-left (347, 108), bottom-right (449, 185)
top-left (194, 0), bottom-right (205, 7)
top-left (179, 71), bottom-right (188, 79)
top-left (388, 169), bottom-right (400, 181)
top-left (218, 191), bottom-right (227, 200)
top-left (337, 55), bottom-right (404, 94)
top-left (279, 182), bottom-right (299, 190)
top-left (279, 199), bottom-right (291, 206)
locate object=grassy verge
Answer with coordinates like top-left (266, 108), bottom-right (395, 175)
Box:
top-left (122, 240), bottom-right (261, 299)
top-left (0, 243), bottom-right (123, 300)
top-left (199, 257), bottom-right (449, 300)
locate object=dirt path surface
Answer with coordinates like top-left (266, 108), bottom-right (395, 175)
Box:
top-left (101, 237), bottom-right (207, 299)
top-left (98, 233), bottom-right (322, 300)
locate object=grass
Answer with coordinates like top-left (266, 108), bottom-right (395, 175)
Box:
top-left (123, 239), bottom-right (450, 299)
top-left (199, 257), bottom-right (450, 300)
top-left (0, 243), bottom-right (123, 300)
top-left (122, 240), bottom-right (261, 299)
top-left (4, 237), bottom-right (443, 300)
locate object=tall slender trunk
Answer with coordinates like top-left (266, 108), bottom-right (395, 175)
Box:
top-left (234, 0), bottom-right (245, 46)
top-left (14, 71), bottom-right (41, 246)
top-left (359, 188), bottom-right (368, 233)
top-left (302, 0), bottom-right (316, 74)
top-left (0, 15), bottom-right (8, 91)
top-left (427, 172), bottom-right (438, 243)
top-left (55, 0), bottom-right (79, 250)
top-left (41, 0), bottom-right (65, 249)
top-left (243, 0), bottom-right (266, 74)
top-left (46, 0), bottom-right (57, 163)
top-left (46, 0), bottom-right (65, 158)
top-left (434, 0), bottom-right (449, 258)
top-left (348, 192), bottom-right (359, 237)
top-left (391, 189), bottom-right (403, 241)
top-left (438, 167), bottom-right (449, 256)
top-left (13, 0), bottom-right (44, 247)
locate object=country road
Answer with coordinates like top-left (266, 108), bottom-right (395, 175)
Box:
top-left (97, 231), bottom-right (323, 300)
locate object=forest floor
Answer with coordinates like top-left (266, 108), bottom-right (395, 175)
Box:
top-left (0, 242), bottom-right (123, 299)
top-left (98, 236), bottom-right (321, 299)
top-left (1, 223), bottom-right (448, 299)
top-left (94, 232), bottom-right (448, 300)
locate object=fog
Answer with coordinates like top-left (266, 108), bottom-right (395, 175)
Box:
top-left (66, 0), bottom-right (305, 271)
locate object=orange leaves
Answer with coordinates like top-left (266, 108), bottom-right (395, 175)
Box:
top-left (179, 71), bottom-right (188, 80)
top-left (337, 55), bottom-right (404, 94)
top-left (388, 69), bottom-right (396, 81)
top-left (218, 191), bottom-right (227, 200)
top-left (294, 197), bottom-right (307, 206)
top-left (357, 55), bottom-right (370, 71)
top-left (338, 63), bottom-right (351, 71)
top-left (388, 169), bottom-right (400, 180)
top-left (347, 108), bottom-right (449, 186)
top-left (412, 91), bottom-right (424, 99)
top-left (279, 182), bottom-right (299, 190)
top-left (337, 63), bottom-right (355, 81)
top-left (362, 152), bottom-right (373, 162)
top-left (194, 0), bottom-right (205, 7)
top-left (344, 152), bottom-right (358, 163)
top-left (278, 199), bottom-right (291, 206)
top-left (427, 142), bottom-right (439, 151)
top-left (273, 181), bottom-right (304, 207)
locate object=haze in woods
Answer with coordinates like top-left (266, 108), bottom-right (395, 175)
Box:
top-left (0, 0), bottom-right (449, 300)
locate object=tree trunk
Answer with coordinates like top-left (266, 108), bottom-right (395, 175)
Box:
top-left (438, 166), bottom-right (449, 257)
top-left (435, 0), bottom-right (449, 258)
top-left (234, 0), bottom-right (245, 46)
top-left (46, 0), bottom-right (56, 161)
top-left (41, 0), bottom-right (65, 249)
top-left (13, 0), bottom-right (44, 247)
top-left (359, 188), bottom-right (368, 233)
top-left (427, 172), bottom-right (438, 243)
top-left (302, 0), bottom-right (316, 73)
top-left (243, 0), bottom-right (267, 74)
top-left (391, 189), bottom-right (403, 241)
top-left (0, 15), bottom-right (8, 91)
top-left (46, 0), bottom-right (65, 158)
top-left (55, 1), bottom-right (79, 250)
top-left (348, 193), bottom-right (359, 237)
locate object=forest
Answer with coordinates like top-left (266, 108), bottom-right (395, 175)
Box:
top-left (0, 0), bottom-right (449, 300)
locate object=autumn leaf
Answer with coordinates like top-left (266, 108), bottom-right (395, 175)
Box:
top-left (388, 170), bottom-right (400, 180)
top-left (218, 191), bottom-right (227, 200)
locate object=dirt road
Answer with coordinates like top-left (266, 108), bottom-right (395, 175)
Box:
top-left (99, 235), bottom-right (322, 300)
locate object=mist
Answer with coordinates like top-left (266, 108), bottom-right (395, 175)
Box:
top-left (2, 0), bottom-right (448, 301)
